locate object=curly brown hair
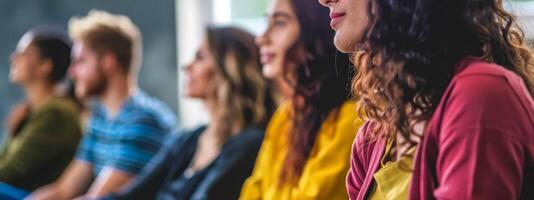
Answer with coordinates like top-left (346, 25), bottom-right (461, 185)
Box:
top-left (353, 0), bottom-right (534, 150)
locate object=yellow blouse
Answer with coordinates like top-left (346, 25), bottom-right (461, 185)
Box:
top-left (368, 140), bottom-right (415, 200)
top-left (240, 101), bottom-right (364, 200)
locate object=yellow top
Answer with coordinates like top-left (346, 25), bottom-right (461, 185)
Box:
top-left (368, 140), bottom-right (415, 200)
top-left (240, 101), bottom-right (364, 200)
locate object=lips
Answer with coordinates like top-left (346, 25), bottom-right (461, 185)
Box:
top-left (260, 52), bottom-right (275, 65)
top-left (330, 12), bottom-right (346, 29)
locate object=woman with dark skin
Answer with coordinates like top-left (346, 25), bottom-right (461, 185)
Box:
top-left (0, 27), bottom-right (81, 199)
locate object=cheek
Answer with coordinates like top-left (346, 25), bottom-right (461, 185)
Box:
top-left (276, 29), bottom-right (299, 56)
top-left (186, 76), bottom-right (209, 98)
top-left (13, 59), bottom-right (35, 79)
top-left (267, 28), bottom-right (300, 77)
top-left (78, 65), bottom-right (98, 83)
top-left (199, 66), bottom-right (214, 82)
top-left (184, 71), bottom-right (197, 93)
top-left (186, 64), bottom-right (213, 97)
top-left (196, 68), bottom-right (214, 92)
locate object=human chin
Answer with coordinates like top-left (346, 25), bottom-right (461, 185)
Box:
top-left (75, 85), bottom-right (89, 99)
top-left (183, 83), bottom-right (196, 98)
top-left (262, 63), bottom-right (282, 80)
top-left (185, 85), bottom-right (206, 99)
top-left (333, 29), bottom-right (358, 53)
top-left (184, 89), bottom-right (195, 98)
top-left (82, 78), bottom-right (106, 98)
top-left (9, 71), bottom-right (20, 83)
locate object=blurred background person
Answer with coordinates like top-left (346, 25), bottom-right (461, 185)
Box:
top-left (239, 0), bottom-right (363, 199)
top-left (0, 0), bottom-right (179, 133)
top-left (0, 27), bottom-right (82, 199)
top-left (92, 26), bottom-right (276, 200)
top-left (27, 10), bottom-right (177, 200)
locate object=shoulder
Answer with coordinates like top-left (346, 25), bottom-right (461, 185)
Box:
top-left (221, 127), bottom-right (264, 158)
top-left (455, 58), bottom-right (517, 78)
top-left (447, 59), bottom-right (530, 111)
top-left (171, 126), bottom-right (206, 141)
top-left (271, 101), bottom-right (292, 123)
top-left (36, 97), bottom-right (79, 119)
top-left (165, 126), bottom-right (206, 152)
top-left (235, 126), bottom-right (264, 143)
top-left (28, 98), bottom-right (80, 131)
top-left (264, 101), bottom-right (292, 138)
top-left (326, 101), bottom-right (362, 140)
top-left (337, 101), bottom-right (362, 128)
top-left (353, 120), bottom-right (381, 148)
top-left (225, 126), bottom-right (265, 149)
top-left (439, 59), bottom-right (534, 136)
top-left (126, 90), bottom-right (178, 130)
top-left (452, 59), bottom-right (525, 96)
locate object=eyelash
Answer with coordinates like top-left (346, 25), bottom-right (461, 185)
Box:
top-left (273, 20), bottom-right (286, 27)
top-left (196, 52), bottom-right (204, 60)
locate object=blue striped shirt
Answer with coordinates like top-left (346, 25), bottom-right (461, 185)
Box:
top-left (77, 90), bottom-right (177, 176)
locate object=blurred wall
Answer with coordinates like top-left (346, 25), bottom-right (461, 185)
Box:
top-left (0, 0), bottom-right (179, 133)
top-left (176, 0), bottom-right (268, 128)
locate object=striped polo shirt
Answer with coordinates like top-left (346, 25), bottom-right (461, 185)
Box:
top-left (77, 90), bottom-right (177, 176)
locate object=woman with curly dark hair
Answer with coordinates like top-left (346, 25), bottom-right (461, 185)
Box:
top-left (320, 0), bottom-right (534, 199)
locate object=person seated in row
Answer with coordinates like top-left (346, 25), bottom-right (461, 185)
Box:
top-left (28, 10), bottom-right (177, 200)
top-left (0, 27), bottom-right (82, 199)
top-left (320, 0), bottom-right (534, 199)
top-left (91, 26), bottom-right (276, 200)
top-left (240, 0), bottom-right (364, 199)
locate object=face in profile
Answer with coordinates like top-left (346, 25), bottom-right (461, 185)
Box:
top-left (68, 42), bottom-right (107, 99)
top-left (319, 0), bottom-right (370, 53)
top-left (183, 40), bottom-right (215, 99)
top-left (256, 0), bottom-right (301, 80)
top-left (10, 33), bottom-right (47, 85)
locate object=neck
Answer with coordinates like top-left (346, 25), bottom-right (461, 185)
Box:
top-left (204, 99), bottom-right (221, 131)
top-left (99, 73), bottom-right (136, 118)
top-left (273, 76), bottom-right (295, 100)
top-left (24, 81), bottom-right (55, 110)
top-left (203, 99), bottom-right (239, 137)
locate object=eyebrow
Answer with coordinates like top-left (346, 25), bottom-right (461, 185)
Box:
top-left (269, 11), bottom-right (292, 19)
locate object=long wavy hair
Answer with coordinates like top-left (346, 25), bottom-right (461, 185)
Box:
top-left (205, 26), bottom-right (277, 144)
top-left (280, 0), bottom-right (355, 184)
top-left (353, 0), bottom-right (534, 150)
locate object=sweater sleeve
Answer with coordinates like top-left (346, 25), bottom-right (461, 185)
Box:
top-left (346, 121), bottom-right (374, 200)
top-left (433, 74), bottom-right (527, 200)
top-left (101, 134), bottom-right (180, 200)
top-left (0, 108), bottom-right (71, 183)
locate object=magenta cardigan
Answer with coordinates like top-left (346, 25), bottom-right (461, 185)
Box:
top-left (347, 58), bottom-right (534, 200)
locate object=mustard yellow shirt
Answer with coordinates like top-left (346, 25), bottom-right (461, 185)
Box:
top-left (240, 101), bottom-right (364, 200)
top-left (369, 140), bottom-right (415, 200)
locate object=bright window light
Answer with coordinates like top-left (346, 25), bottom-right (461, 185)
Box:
top-left (213, 0), bottom-right (232, 24)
